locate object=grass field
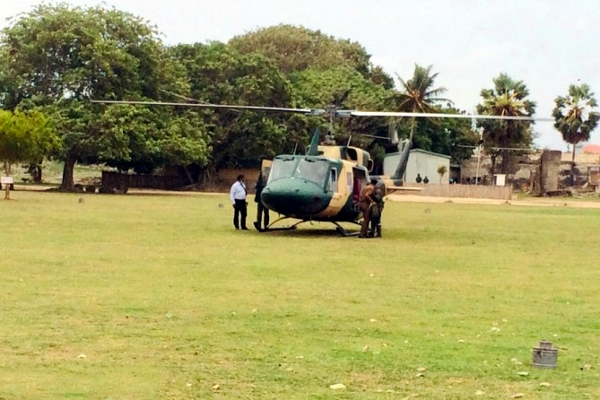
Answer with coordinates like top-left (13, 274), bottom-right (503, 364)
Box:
top-left (1, 191), bottom-right (600, 399)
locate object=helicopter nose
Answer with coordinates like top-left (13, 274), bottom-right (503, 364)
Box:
top-left (261, 179), bottom-right (331, 216)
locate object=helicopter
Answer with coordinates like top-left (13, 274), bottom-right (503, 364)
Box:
top-left (91, 97), bottom-right (545, 236)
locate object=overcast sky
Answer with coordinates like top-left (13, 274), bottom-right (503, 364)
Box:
top-left (2, 0), bottom-right (599, 151)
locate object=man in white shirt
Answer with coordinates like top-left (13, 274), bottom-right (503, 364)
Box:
top-left (230, 174), bottom-right (248, 230)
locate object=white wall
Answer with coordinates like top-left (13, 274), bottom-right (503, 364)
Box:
top-left (384, 150), bottom-right (451, 184)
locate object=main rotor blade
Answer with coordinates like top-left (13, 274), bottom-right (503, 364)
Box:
top-left (90, 100), bottom-right (553, 122)
top-left (350, 111), bottom-right (553, 122)
top-left (90, 100), bottom-right (315, 114)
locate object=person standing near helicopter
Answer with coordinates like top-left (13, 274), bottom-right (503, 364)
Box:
top-left (369, 179), bottom-right (385, 237)
top-left (253, 171), bottom-right (270, 231)
top-left (230, 174), bottom-right (248, 230)
top-left (358, 178), bottom-right (377, 238)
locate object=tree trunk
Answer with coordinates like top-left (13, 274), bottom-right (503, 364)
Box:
top-left (571, 144), bottom-right (576, 187)
top-left (500, 149), bottom-right (510, 175)
top-left (183, 165), bottom-right (195, 185)
top-left (3, 161), bottom-right (11, 200)
top-left (409, 117), bottom-right (416, 143)
top-left (59, 156), bottom-right (77, 191)
top-left (33, 163), bottom-right (43, 183)
top-left (490, 155), bottom-right (497, 179)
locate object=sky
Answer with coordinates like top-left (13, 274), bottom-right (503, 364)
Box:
top-left (1, 0), bottom-right (599, 151)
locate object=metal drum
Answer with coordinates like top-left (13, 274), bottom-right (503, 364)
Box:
top-left (532, 340), bottom-right (558, 368)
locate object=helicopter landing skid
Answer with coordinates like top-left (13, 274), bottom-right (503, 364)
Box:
top-left (254, 217), bottom-right (360, 236)
top-left (254, 217), bottom-right (302, 232)
top-left (333, 222), bottom-right (361, 237)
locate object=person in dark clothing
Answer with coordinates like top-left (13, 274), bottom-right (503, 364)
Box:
top-left (230, 174), bottom-right (248, 230)
top-left (369, 179), bottom-right (386, 237)
top-left (253, 172), bottom-right (270, 231)
top-left (358, 179), bottom-right (376, 238)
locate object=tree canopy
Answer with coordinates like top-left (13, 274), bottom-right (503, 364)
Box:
top-left (476, 73), bottom-right (536, 175)
top-left (553, 83), bottom-right (600, 163)
top-left (388, 64), bottom-right (478, 165)
top-left (0, 109), bottom-right (56, 197)
top-left (230, 25), bottom-right (371, 77)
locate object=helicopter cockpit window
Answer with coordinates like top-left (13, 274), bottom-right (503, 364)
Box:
top-left (294, 158), bottom-right (329, 186)
top-left (329, 169), bottom-right (338, 192)
top-left (268, 158), bottom-right (296, 183)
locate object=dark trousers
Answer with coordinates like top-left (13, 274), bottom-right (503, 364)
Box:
top-left (369, 205), bottom-right (382, 237)
top-left (359, 203), bottom-right (371, 237)
top-left (233, 199), bottom-right (247, 229)
top-left (256, 202), bottom-right (270, 229)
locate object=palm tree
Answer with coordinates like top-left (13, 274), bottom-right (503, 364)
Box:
top-left (553, 83), bottom-right (600, 185)
top-left (394, 64), bottom-right (451, 143)
top-left (476, 74), bottom-right (536, 176)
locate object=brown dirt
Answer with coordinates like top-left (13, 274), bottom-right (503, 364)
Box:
top-left (386, 194), bottom-right (600, 209)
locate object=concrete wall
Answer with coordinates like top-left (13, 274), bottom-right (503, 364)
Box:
top-left (413, 183), bottom-right (513, 200)
top-left (459, 150), bottom-right (600, 191)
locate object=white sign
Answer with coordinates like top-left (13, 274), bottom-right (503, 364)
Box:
top-left (1, 177), bottom-right (13, 184)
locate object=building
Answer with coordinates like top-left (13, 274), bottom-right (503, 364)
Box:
top-left (383, 149), bottom-right (451, 184)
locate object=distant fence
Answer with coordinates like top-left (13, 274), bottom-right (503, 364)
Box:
top-left (406, 183), bottom-right (512, 200)
top-left (101, 171), bottom-right (188, 191)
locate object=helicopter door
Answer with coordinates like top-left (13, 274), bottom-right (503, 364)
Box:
top-left (317, 166), bottom-right (345, 218)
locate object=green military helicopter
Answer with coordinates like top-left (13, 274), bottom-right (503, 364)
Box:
top-left (92, 98), bottom-right (543, 235)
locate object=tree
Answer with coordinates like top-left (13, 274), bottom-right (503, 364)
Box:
top-left (169, 42), bottom-right (302, 175)
top-left (476, 73), bottom-right (536, 176)
top-left (393, 64), bottom-right (451, 143)
top-left (437, 165), bottom-right (447, 183)
top-left (553, 83), bottom-right (600, 185)
top-left (1, 3), bottom-right (200, 190)
top-left (92, 105), bottom-right (211, 181)
top-left (229, 24), bottom-right (395, 93)
top-left (0, 110), bottom-right (56, 198)
top-left (229, 25), bottom-right (371, 76)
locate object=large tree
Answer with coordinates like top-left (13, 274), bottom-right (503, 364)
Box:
top-left (1, 3), bottom-right (206, 190)
top-left (553, 83), bottom-right (600, 185)
top-left (226, 24), bottom-right (396, 163)
top-left (227, 24), bottom-right (391, 86)
top-left (476, 73), bottom-right (536, 176)
top-left (169, 42), bottom-right (306, 175)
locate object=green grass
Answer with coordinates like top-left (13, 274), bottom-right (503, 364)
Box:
top-left (1, 191), bottom-right (600, 399)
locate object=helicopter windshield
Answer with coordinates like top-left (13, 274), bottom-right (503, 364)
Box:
top-left (294, 158), bottom-right (329, 186)
top-left (268, 157), bottom-right (296, 183)
top-left (268, 157), bottom-right (330, 187)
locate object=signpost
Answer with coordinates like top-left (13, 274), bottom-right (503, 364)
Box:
top-left (1, 177), bottom-right (13, 200)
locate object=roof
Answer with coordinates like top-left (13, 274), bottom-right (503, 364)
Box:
top-left (582, 144), bottom-right (600, 154)
top-left (385, 148), bottom-right (451, 160)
